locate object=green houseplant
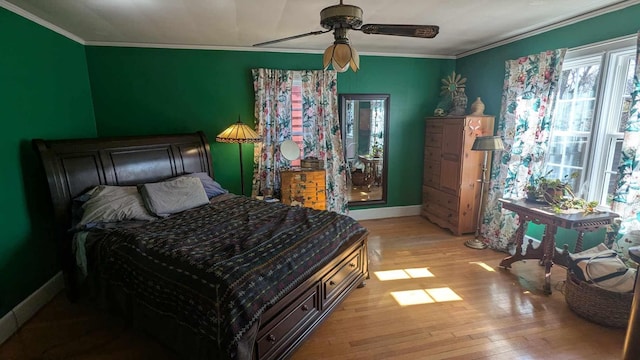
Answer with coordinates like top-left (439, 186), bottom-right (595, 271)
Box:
top-left (525, 171), bottom-right (599, 214)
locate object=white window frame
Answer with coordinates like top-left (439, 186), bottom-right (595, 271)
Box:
top-left (547, 35), bottom-right (635, 208)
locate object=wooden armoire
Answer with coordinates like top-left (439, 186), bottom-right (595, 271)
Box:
top-left (421, 115), bottom-right (495, 235)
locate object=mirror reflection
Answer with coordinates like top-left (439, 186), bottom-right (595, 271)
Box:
top-left (339, 94), bottom-right (389, 206)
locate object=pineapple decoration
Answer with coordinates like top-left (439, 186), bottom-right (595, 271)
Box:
top-left (434, 71), bottom-right (468, 116)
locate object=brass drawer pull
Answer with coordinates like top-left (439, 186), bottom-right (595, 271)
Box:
top-left (268, 334), bottom-right (276, 343)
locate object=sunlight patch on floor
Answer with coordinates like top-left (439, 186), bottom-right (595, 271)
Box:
top-left (469, 261), bottom-right (496, 272)
top-left (391, 287), bottom-right (463, 306)
top-left (374, 268), bottom-right (435, 281)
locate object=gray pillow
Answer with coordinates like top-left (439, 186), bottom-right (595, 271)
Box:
top-left (179, 172), bottom-right (228, 198)
top-left (78, 185), bottom-right (157, 228)
top-left (139, 176), bottom-right (209, 217)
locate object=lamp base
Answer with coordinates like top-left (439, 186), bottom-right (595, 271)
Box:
top-left (464, 238), bottom-right (487, 250)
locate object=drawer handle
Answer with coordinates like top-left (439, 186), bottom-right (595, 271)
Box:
top-left (301, 304), bottom-right (309, 311)
top-left (268, 334), bottom-right (276, 343)
top-left (329, 280), bottom-right (336, 286)
top-left (349, 263), bottom-right (356, 268)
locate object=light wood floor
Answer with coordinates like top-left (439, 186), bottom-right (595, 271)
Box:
top-left (0, 216), bottom-right (627, 359)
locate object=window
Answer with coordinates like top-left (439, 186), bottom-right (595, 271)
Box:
top-left (547, 37), bottom-right (636, 208)
top-left (290, 74), bottom-right (303, 167)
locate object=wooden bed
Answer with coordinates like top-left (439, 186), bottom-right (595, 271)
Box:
top-left (33, 131), bottom-right (369, 360)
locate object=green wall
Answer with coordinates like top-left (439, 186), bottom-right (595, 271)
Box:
top-left (85, 46), bottom-right (453, 204)
top-left (0, 8), bottom-right (96, 317)
top-left (3, 1), bottom-right (638, 321)
top-left (457, 4), bottom-right (640, 249)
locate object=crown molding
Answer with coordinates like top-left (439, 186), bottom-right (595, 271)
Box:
top-left (0, 0), bottom-right (85, 44)
top-left (84, 40), bottom-right (454, 59)
top-left (456, 0), bottom-right (640, 58)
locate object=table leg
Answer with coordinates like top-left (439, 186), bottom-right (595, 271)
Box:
top-left (542, 224), bottom-right (558, 295)
top-left (575, 231), bottom-right (585, 253)
top-left (499, 216), bottom-right (529, 269)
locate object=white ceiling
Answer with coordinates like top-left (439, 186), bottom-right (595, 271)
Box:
top-left (3, 0), bottom-right (640, 57)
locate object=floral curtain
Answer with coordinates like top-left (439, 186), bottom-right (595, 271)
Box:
top-left (300, 70), bottom-right (349, 213)
top-left (252, 69), bottom-right (348, 214)
top-left (251, 69), bottom-right (292, 196)
top-left (610, 32), bottom-right (640, 257)
top-left (482, 49), bottom-right (567, 251)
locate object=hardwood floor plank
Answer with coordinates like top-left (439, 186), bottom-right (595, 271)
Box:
top-left (0, 216), bottom-right (627, 359)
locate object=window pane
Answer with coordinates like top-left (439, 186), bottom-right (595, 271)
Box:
top-left (558, 64), bottom-right (600, 99)
top-left (554, 99), bottom-right (596, 132)
top-left (548, 61), bottom-right (600, 191)
top-left (291, 76), bottom-right (303, 167)
top-left (546, 134), bottom-right (589, 167)
top-left (619, 56), bottom-right (636, 132)
top-left (603, 139), bottom-right (623, 206)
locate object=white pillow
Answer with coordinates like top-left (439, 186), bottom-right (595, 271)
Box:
top-left (79, 185), bottom-right (156, 227)
top-left (138, 176), bottom-right (209, 217)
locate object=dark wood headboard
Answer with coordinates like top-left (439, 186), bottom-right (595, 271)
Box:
top-left (32, 131), bottom-right (213, 297)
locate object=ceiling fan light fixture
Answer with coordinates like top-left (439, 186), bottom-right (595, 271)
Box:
top-left (323, 42), bottom-right (359, 73)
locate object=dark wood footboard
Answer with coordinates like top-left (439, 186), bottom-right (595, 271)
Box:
top-left (255, 232), bottom-right (368, 360)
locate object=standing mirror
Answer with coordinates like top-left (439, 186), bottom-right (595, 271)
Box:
top-left (339, 94), bottom-right (389, 206)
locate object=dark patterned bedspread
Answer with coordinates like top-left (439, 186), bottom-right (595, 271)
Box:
top-left (89, 195), bottom-right (366, 359)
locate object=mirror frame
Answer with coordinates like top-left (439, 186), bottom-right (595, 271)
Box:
top-left (339, 93), bottom-right (390, 207)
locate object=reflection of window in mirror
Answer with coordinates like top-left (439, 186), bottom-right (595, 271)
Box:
top-left (339, 94), bottom-right (389, 207)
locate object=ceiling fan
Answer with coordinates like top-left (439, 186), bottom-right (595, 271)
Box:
top-left (253, 0), bottom-right (439, 72)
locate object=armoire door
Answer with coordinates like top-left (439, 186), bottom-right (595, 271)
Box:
top-left (439, 121), bottom-right (464, 195)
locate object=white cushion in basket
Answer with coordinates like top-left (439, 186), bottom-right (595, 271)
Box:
top-left (569, 244), bottom-right (636, 293)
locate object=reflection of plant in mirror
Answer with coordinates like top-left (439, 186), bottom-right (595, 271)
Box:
top-left (371, 141), bottom-right (383, 157)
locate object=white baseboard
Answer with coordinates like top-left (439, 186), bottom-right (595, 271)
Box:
top-left (0, 271), bottom-right (64, 345)
top-left (349, 205), bottom-right (421, 221)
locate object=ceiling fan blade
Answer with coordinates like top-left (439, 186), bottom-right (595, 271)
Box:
top-left (358, 24), bottom-right (439, 38)
top-left (253, 30), bottom-right (331, 47)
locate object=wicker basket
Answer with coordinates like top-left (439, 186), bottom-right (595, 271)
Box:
top-left (564, 270), bottom-right (633, 328)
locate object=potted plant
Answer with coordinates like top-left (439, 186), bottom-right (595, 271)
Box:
top-left (524, 171), bottom-right (599, 214)
top-left (525, 170), bottom-right (559, 202)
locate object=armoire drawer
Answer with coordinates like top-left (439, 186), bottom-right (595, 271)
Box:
top-left (424, 132), bottom-right (442, 148)
top-left (423, 169), bottom-right (440, 188)
top-left (423, 160), bottom-right (441, 182)
top-left (422, 187), bottom-right (459, 212)
top-left (424, 146), bottom-right (441, 160)
top-left (425, 120), bottom-right (443, 133)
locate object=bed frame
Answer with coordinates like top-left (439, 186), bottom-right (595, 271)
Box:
top-left (33, 131), bottom-right (368, 360)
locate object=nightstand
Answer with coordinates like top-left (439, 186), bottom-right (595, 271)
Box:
top-left (280, 168), bottom-right (326, 210)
